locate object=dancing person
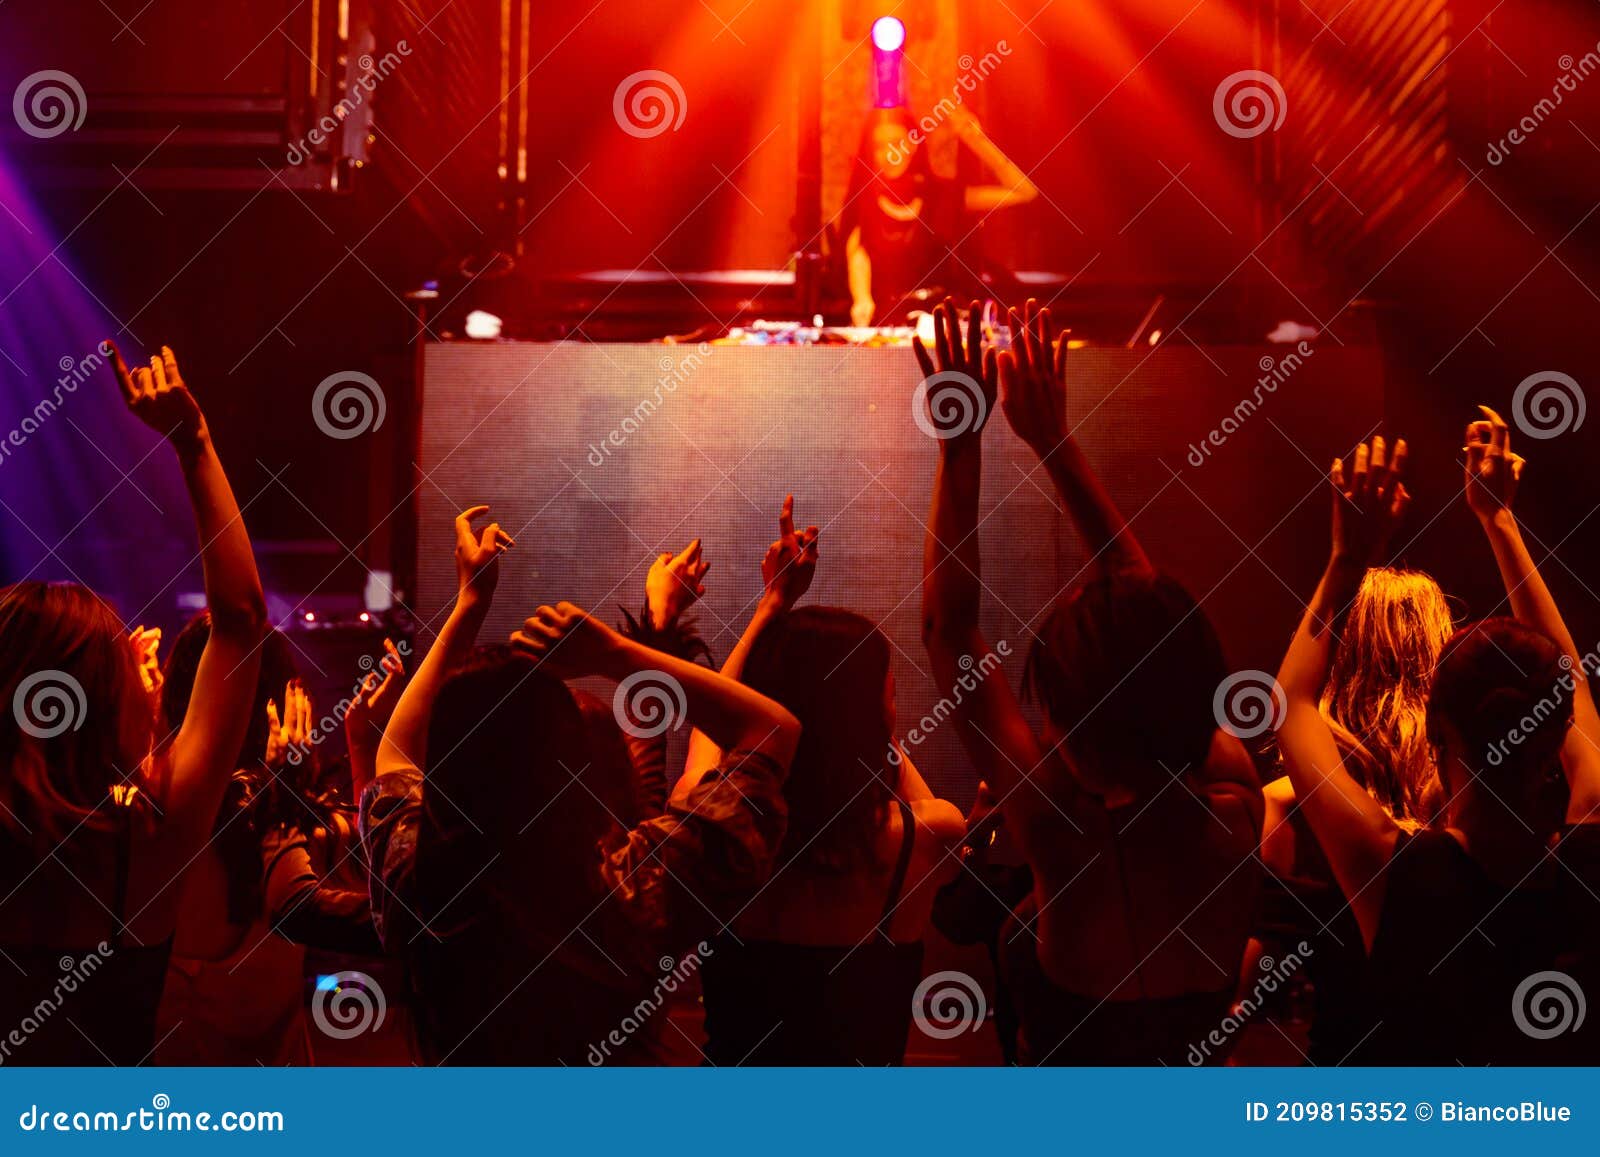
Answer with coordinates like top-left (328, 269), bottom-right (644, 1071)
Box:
top-left (1272, 415), bottom-right (1600, 1063)
top-left (918, 300), bottom-right (1263, 1065)
top-left (1255, 567), bottom-right (1453, 1063)
top-left (0, 344), bottom-right (267, 1065)
top-left (844, 105), bottom-right (1037, 327)
top-left (360, 508), bottom-right (800, 1064)
top-left (680, 497), bottom-right (967, 1065)
top-left (152, 620), bottom-right (381, 1065)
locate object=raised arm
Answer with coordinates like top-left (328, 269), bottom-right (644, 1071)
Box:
top-left (1465, 406), bottom-right (1600, 818)
top-left (677, 496), bottom-right (817, 802)
top-left (343, 638), bottom-right (406, 799)
top-left (950, 106), bottom-right (1039, 214)
top-left (917, 300), bottom-right (1041, 793)
top-left (1274, 436), bottom-right (1410, 949)
top-left (997, 300), bottom-right (1151, 576)
top-left (509, 602), bottom-right (800, 769)
top-left (111, 343), bottom-right (266, 835)
top-left (375, 506), bottom-right (512, 778)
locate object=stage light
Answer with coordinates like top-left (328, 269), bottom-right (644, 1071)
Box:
top-left (304, 611), bottom-right (316, 623)
top-left (871, 16), bottom-right (905, 53)
top-left (359, 611), bottom-right (371, 623)
top-left (465, 310), bottom-right (503, 340)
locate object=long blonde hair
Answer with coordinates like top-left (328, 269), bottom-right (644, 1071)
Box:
top-left (1320, 568), bottom-right (1453, 826)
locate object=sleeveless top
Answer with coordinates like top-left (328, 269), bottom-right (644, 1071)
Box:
top-left (701, 800), bottom-right (924, 1065)
top-left (0, 817), bottom-right (174, 1066)
top-left (1362, 826), bottom-right (1600, 1065)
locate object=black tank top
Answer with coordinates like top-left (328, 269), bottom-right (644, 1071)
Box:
top-left (701, 800), bottom-right (924, 1065)
top-left (0, 812), bottom-right (174, 1065)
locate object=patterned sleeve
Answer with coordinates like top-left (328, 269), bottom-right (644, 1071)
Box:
top-left (260, 826), bottom-right (380, 955)
top-left (592, 747), bottom-right (788, 970)
top-left (358, 770), bottom-right (425, 950)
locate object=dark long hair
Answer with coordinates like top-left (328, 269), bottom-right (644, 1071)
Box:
top-left (421, 647), bottom-right (635, 933)
top-left (1426, 617), bottom-right (1574, 824)
top-left (740, 607), bottom-right (895, 874)
top-left (1025, 571), bottom-right (1228, 791)
top-left (0, 581), bottom-right (149, 846)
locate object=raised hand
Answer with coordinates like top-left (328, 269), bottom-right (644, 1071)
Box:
top-left (509, 602), bottom-right (621, 679)
top-left (265, 680), bottom-right (312, 769)
top-left (345, 638), bottom-right (407, 790)
top-left (454, 505), bottom-right (514, 611)
top-left (997, 298), bottom-right (1070, 457)
top-left (1331, 435), bottom-right (1411, 566)
top-left (646, 539), bottom-right (710, 630)
top-left (912, 298), bottom-right (999, 445)
top-left (129, 625), bottom-right (163, 696)
top-left (110, 342), bottom-right (205, 448)
top-left (761, 494), bottom-right (818, 610)
top-left (1463, 405), bottom-right (1525, 522)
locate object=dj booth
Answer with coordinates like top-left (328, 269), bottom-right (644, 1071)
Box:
top-left (416, 341), bottom-right (1383, 797)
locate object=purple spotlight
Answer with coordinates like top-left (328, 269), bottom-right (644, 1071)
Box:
top-left (871, 16), bottom-right (906, 53)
